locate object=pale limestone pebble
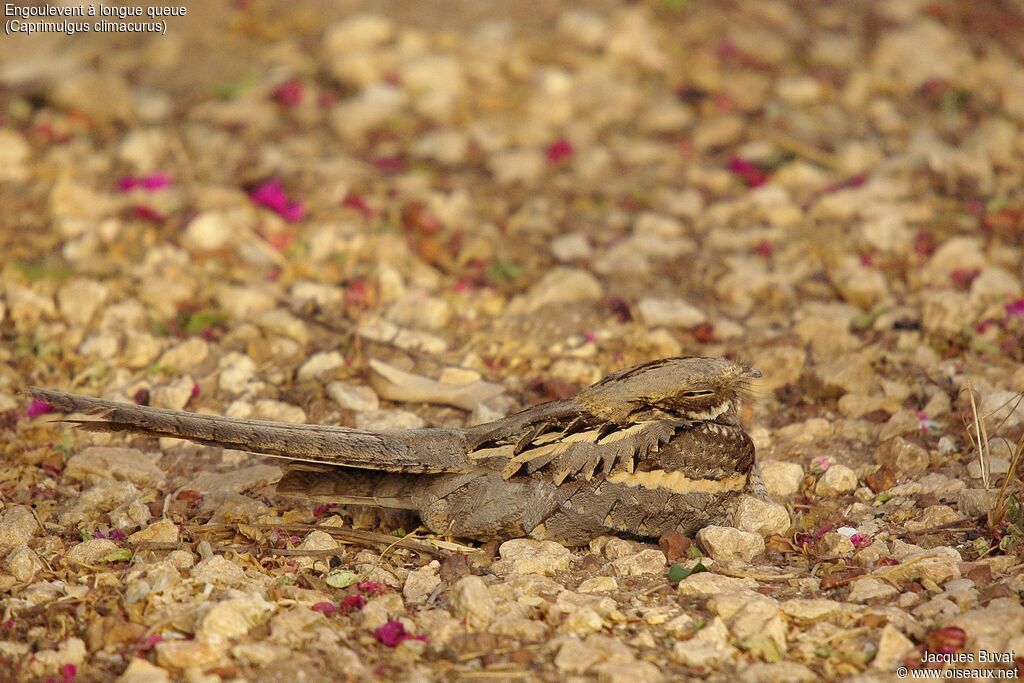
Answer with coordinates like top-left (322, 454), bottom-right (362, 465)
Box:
top-left (876, 436), bottom-right (929, 476)
top-left (495, 539), bottom-right (574, 576)
top-left (561, 606), bottom-right (606, 635)
top-left (831, 257), bottom-right (891, 310)
top-left (754, 346), bottom-right (806, 391)
top-left (636, 298), bottom-right (706, 328)
top-left (231, 643), bottom-right (290, 666)
top-left (970, 266), bottom-right (1021, 309)
top-left (128, 519), bottom-right (180, 545)
top-left (357, 317), bottom-right (448, 355)
top-left (109, 497), bottom-right (153, 532)
top-left (403, 561), bottom-right (441, 606)
top-left (912, 595), bottom-right (959, 622)
top-left (780, 599), bottom-right (846, 624)
top-left (712, 591), bottom-right (787, 653)
top-left (693, 113), bottom-right (745, 151)
top-left (759, 461), bottom-right (805, 498)
top-left (874, 547), bottom-right (961, 586)
top-left (191, 556), bottom-right (248, 587)
top-left (553, 633), bottom-right (635, 675)
top-left (904, 505), bottom-right (960, 533)
top-left (978, 389), bottom-right (1024, 430)
top-left (148, 376), bottom-right (195, 412)
top-left (793, 302), bottom-right (859, 360)
top-left (5, 545), bottom-right (44, 583)
top-left (550, 232), bottom-right (593, 262)
top-left (547, 358), bottom-right (601, 386)
top-left (156, 638), bottom-right (226, 670)
top-left (411, 128), bottom-right (469, 166)
top-left (255, 309), bottom-right (311, 345)
top-left (639, 95), bottom-right (694, 134)
top-left (677, 571), bottom-right (758, 597)
top-left (0, 505), bottom-right (40, 552)
top-left (65, 538), bottom-right (119, 565)
top-left (359, 593), bottom-right (405, 631)
top-left (578, 576), bottom-right (618, 594)
top-left (116, 658), bottom-right (172, 683)
top-left (886, 473), bottom-right (965, 499)
top-left (26, 637), bottom-right (87, 678)
top-left (182, 208), bottom-right (251, 252)
top-left (696, 526), bottom-right (765, 563)
top-left (78, 333), bottom-right (120, 359)
top-left (198, 592), bottom-right (275, 641)
top-left (506, 269), bottom-right (600, 316)
top-left (215, 284), bottom-right (277, 319)
top-left (861, 213), bottom-right (914, 254)
top-left (217, 351), bottom-right (261, 395)
top-left (733, 496), bottom-right (791, 537)
top-left (57, 278), bottom-right (110, 326)
top-left (591, 536), bottom-right (644, 560)
top-left (609, 549), bottom-right (666, 577)
top-left (323, 13), bottom-right (394, 54)
top-left (958, 489), bottom-right (999, 518)
top-left (848, 578), bottom-right (900, 603)
top-left (187, 465), bottom-right (282, 495)
top-left (293, 530), bottom-right (339, 573)
top-left (488, 147), bottom-right (546, 186)
top-left (672, 616), bottom-right (737, 667)
top-left (331, 84), bottom-right (407, 139)
top-left (354, 408), bottom-right (425, 430)
top-left (0, 392), bottom-right (16, 413)
top-left (592, 241), bottom-right (650, 276)
top-left (386, 293), bottom-right (452, 331)
top-left (921, 291), bottom-right (974, 337)
top-left (448, 575), bottom-right (495, 630)
top-left (817, 532), bottom-right (856, 559)
top-left (816, 464), bottom-right (858, 496)
top-left (297, 351), bottom-right (345, 381)
top-left (58, 480), bottom-right (141, 526)
top-left (871, 624), bottom-right (916, 670)
top-left (0, 128), bottom-right (30, 181)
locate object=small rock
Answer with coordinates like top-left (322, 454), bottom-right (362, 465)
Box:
top-left (403, 561), bottom-right (441, 606)
top-left (873, 548), bottom-right (961, 586)
top-left (150, 377), bottom-right (195, 411)
top-left (905, 505), bottom-right (960, 532)
top-left (27, 637), bottom-right (87, 677)
top-left (815, 464), bottom-right (857, 496)
top-left (197, 593), bottom-right (275, 641)
top-left (5, 545), bottom-right (44, 583)
top-left (672, 616), bottom-right (736, 667)
top-left (578, 576), bottom-right (618, 593)
top-left (872, 624), bottom-right (914, 671)
top-left (759, 461), bottom-right (804, 497)
top-left (298, 351), bottom-right (345, 381)
top-left (158, 338), bottom-right (209, 371)
top-left (780, 599), bottom-right (843, 623)
top-left (327, 381), bottom-right (380, 412)
top-left (192, 556), bottom-right (248, 586)
top-left (354, 409), bottom-right (425, 430)
top-left (677, 572), bottom-right (758, 596)
top-left (877, 437), bottom-right (930, 475)
top-left (596, 660), bottom-right (663, 683)
top-left (966, 456), bottom-right (1011, 480)
top-left (636, 298), bottom-right (706, 328)
top-left (187, 465), bottom-right (282, 495)
top-left (116, 658), bottom-right (172, 683)
top-left (506, 268), bottom-right (603, 315)
top-left (0, 506), bottom-right (39, 553)
top-left (740, 662), bottom-right (817, 683)
top-left (66, 446), bottom-right (165, 488)
top-left (66, 539), bottom-right (119, 565)
top-left (551, 233), bottom-right (593, 262)
top-left (449, 575), bottom-right (495, 630)
top-left (696, 526), bottom-right (765, 563)
top-left (155, 638), bottom-right (225, 669)
top-left (733, 496), bottom-right (791, 537)
top-left (815, 532), bottom-right (855, 559)
top-left (182, 209), bottom-right (248, 252)
top-left (958, 488), bottom-right (999, 518)
top-left (609, 549), bottom-right (666, 577)
top-left (128, 519), bottom-right (180, 545)
top-left (848, 577), bottom-right (899, 603)
top-left (496, 539), bottom-right (573, 576)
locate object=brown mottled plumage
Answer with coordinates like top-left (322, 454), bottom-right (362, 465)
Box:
top-left (30, 356), bottom-right (765, 545)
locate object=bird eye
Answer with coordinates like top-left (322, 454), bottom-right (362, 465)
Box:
top-left (682, 390), bottom-right (714, 398)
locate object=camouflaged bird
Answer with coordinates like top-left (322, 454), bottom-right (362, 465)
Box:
top-left (30, 356), bottom-right (766, 545)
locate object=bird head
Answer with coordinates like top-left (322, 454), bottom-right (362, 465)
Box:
top-left (575, 356), bottom-right (761, 424)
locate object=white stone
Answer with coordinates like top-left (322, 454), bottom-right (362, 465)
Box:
top-left (636, 298), bottom-right (707, 328)
top-left (297, 351), bottom-right (345, 381)
top-left (497, 539), bottom-right (573, 576)
top-left (759, 461), bottom-right (804, 497)
top-left (696, 526), bottom-right (765, 563)
top-left (403, 561), bottom-right (441, 605)
top-left (449, 575), bottom-right (495, 630)
top-left (733, 496), bottom-right (791, 537)
top-left (815, 464), bottom-right (858, 496)
top-left (327, 381), bottom-right (379, 412)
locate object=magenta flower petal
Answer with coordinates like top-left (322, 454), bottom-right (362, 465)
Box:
top-left (727, 157), bottom-right (769, 187)
top-left (26, 399), bottom-right (54, 418)
top-left (139, 173), bottom-right (172, 191)
top-left (1006, 299), bottom-right (1024, 319)
top-left (547, 138), bottom-right (574, 164)
top-left (311, 601), bottom-right (339, 616)
top-left (372, 621), bottom-right (427, 647)
top-left (250, 179), bottom-right (305, 223)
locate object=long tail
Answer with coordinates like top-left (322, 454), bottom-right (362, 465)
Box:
top-left (29, 387), bottom-right (470, 473)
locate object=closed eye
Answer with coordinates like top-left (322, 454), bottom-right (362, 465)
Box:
top-left (682, 390), bottom-right (715, 398)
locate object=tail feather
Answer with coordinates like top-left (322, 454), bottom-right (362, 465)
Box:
top-left (29, 387), bottom-right (469, 473)
top-left (277, 466), bottom-right (422, 509)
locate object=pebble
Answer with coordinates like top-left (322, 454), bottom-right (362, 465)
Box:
top-left (128, 519), bottom-right (180, 545)
top-left (187, 465), bottom-right (282, 495)
top-left (403, 561), bottom-right (441, 606)
top-left (732, 496), bottom-right (791, 537)
top-left (550, 233), bottom-right (593, 262)
top-left (182, 209), bottom-right (249, 252)
top-left (958, 488), bottom-right (999, 518)
top-left (609, 549), bottom-right (666, 577)
top-left (740, 662), bottom-right (817, 683)
top-left (872, 624), bottom-right (915, 671)
top-left (636, 298), bottom-right (707, 328)
top-left (116, 658), bottom-right (172, 683)
top-left (151, 377), bottom-right (196, 411)
top-left (677, 572), bottom-right (758, 596)
top-left (297, 351), bottom-right (345, 381)
top-left (327, 381), bottom-right (380, 412)
top-left (5, 545), bottom-right (44, 583)
top-left (57, 278), bottom-right (110, 326)
top-left (496, 539), bottom-right (573, 576)
top-left (506, 268), bottom-right (602, 315)
top-left (815, 464), bottom-right (858, 496)
top-left (672, 616), bottom-right (736, 667)
top-left (192, 556), bottom-right (248, 586)
top-left (696, 526), bottom-right (765, 563)
top-left (0, 506), bottom-right (40, 553)
top-left (448, 575), bottom-right (495, 630)
top-left (197, 593), bottom-right (275, 641)
top-left (66, 539), bottom-right (119, 565)
top-left (847, 577), bottom-right (899, 603)
top-left (354, 409), bottom-right (425, 430)
top-left (779, 599), bottom-right (844, 623)
top-left (759, 461), bottom-right (805, 497)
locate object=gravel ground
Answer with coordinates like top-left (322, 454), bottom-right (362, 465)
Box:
top-left (2, 1), bottom-right (1024, 681)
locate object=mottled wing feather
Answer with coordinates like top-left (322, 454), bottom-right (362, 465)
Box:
top-left (496, 420), bottom-right (688, 484)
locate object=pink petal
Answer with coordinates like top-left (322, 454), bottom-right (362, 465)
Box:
top-left (311, 601), bottom-right (339, 616)
top-left (274, 80), bottom-right (304, 107)
top-left (546, 138), bottom-right (574, 164)
top-left (26, 399), bottom-right (54, 418)
top-left (1006, 299), bottom-right (1024, 319)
